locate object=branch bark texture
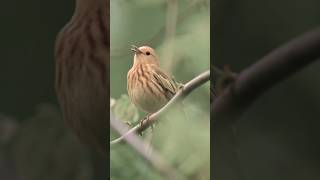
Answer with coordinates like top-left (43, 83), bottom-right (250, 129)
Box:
top-left (110, 113), bottom-right (183, 180)
top-left (213, 27), bottom-right (320, 121)
top-left (212, 28), bottom-right (320, 180)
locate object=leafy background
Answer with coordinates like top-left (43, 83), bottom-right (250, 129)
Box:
top-left (214, 0), bottom-right (320, 180)
top-left (110, 0), bottom-right (210, 180)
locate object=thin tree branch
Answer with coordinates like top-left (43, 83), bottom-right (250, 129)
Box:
top-left (162, 0), bottom-right (178, 71)
top-left (212, 27), bottom-right (320, 121)
top-left (110, 113), bottom-right (184, 180)
top-left (111, 70), bottom-right (210, 145)
top-left (212, 28), bottom-right (320, 180)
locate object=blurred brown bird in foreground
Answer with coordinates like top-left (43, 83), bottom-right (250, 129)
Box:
top-left (127, 45), bottom-right (179, 115)
top-left (54, 0), bottom-right (108, 157)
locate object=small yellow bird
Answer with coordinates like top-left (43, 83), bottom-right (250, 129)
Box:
top-left (127, 45), bottom-right (179, 114)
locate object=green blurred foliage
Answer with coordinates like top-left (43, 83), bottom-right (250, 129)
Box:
top-left (214, 0), bottom-right (320, 180)
top-left (110, 0), bottom-right (210, 179)
top-left (111, 95), bottom-right (140, 127)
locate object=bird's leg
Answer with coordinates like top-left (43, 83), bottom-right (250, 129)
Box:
top-left (178, 83), bottom-right (184, 90)
top-left (139, 114), bottom-right (151, 135)
top-left (172, 75), bottom-right (184, 90)
top-left (139, 114), bottom-right (150, 126)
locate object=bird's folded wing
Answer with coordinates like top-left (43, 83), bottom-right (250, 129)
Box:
top-left (152, 68), bottom-right (178, 100)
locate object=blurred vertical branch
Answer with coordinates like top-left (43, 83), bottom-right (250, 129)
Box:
top-left (162, 0), bottom-right (178, 71)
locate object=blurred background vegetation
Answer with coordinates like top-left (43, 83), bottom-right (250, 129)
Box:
top-left (214, 0), bottom-right (320, 180)
top-left (110, 0), bottom-right (210, 180)
top-left (0, 1), bottom-right (105, 180)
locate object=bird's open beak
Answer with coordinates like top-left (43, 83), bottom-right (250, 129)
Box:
top-left (130, 45), bottom-right (142, 54)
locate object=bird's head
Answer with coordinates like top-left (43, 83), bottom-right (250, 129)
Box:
top-left (131, 45), bottom-right (160, 66)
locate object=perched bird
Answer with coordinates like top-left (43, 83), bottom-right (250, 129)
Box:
top-left (54, 0), bottom-right (108, 157)
top-left (127, 45), bottom-right (179, 115)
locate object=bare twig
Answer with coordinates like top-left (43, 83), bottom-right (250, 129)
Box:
top-left (212, 27), bottom-right (320, 121)
top-left (111, 70), bottom-right (210, 145)
top-left (110, 113), bottom-right (184, 180)
top-left (212, 28), bottom-right (320, 180)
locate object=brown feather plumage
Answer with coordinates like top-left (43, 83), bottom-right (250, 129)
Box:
top-left (55, 0), bottom-right (109, 156)
top-left (127, 46), bottom-right (178, 114)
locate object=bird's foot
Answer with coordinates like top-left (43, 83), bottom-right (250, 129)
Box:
top-left (139, 114), bottom-right (151, 135)
top-left (178, 84), bottom-right (184, 90)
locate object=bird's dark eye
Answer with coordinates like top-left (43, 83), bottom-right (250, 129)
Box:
top-left (146, 51), bottom-right (150, 55)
